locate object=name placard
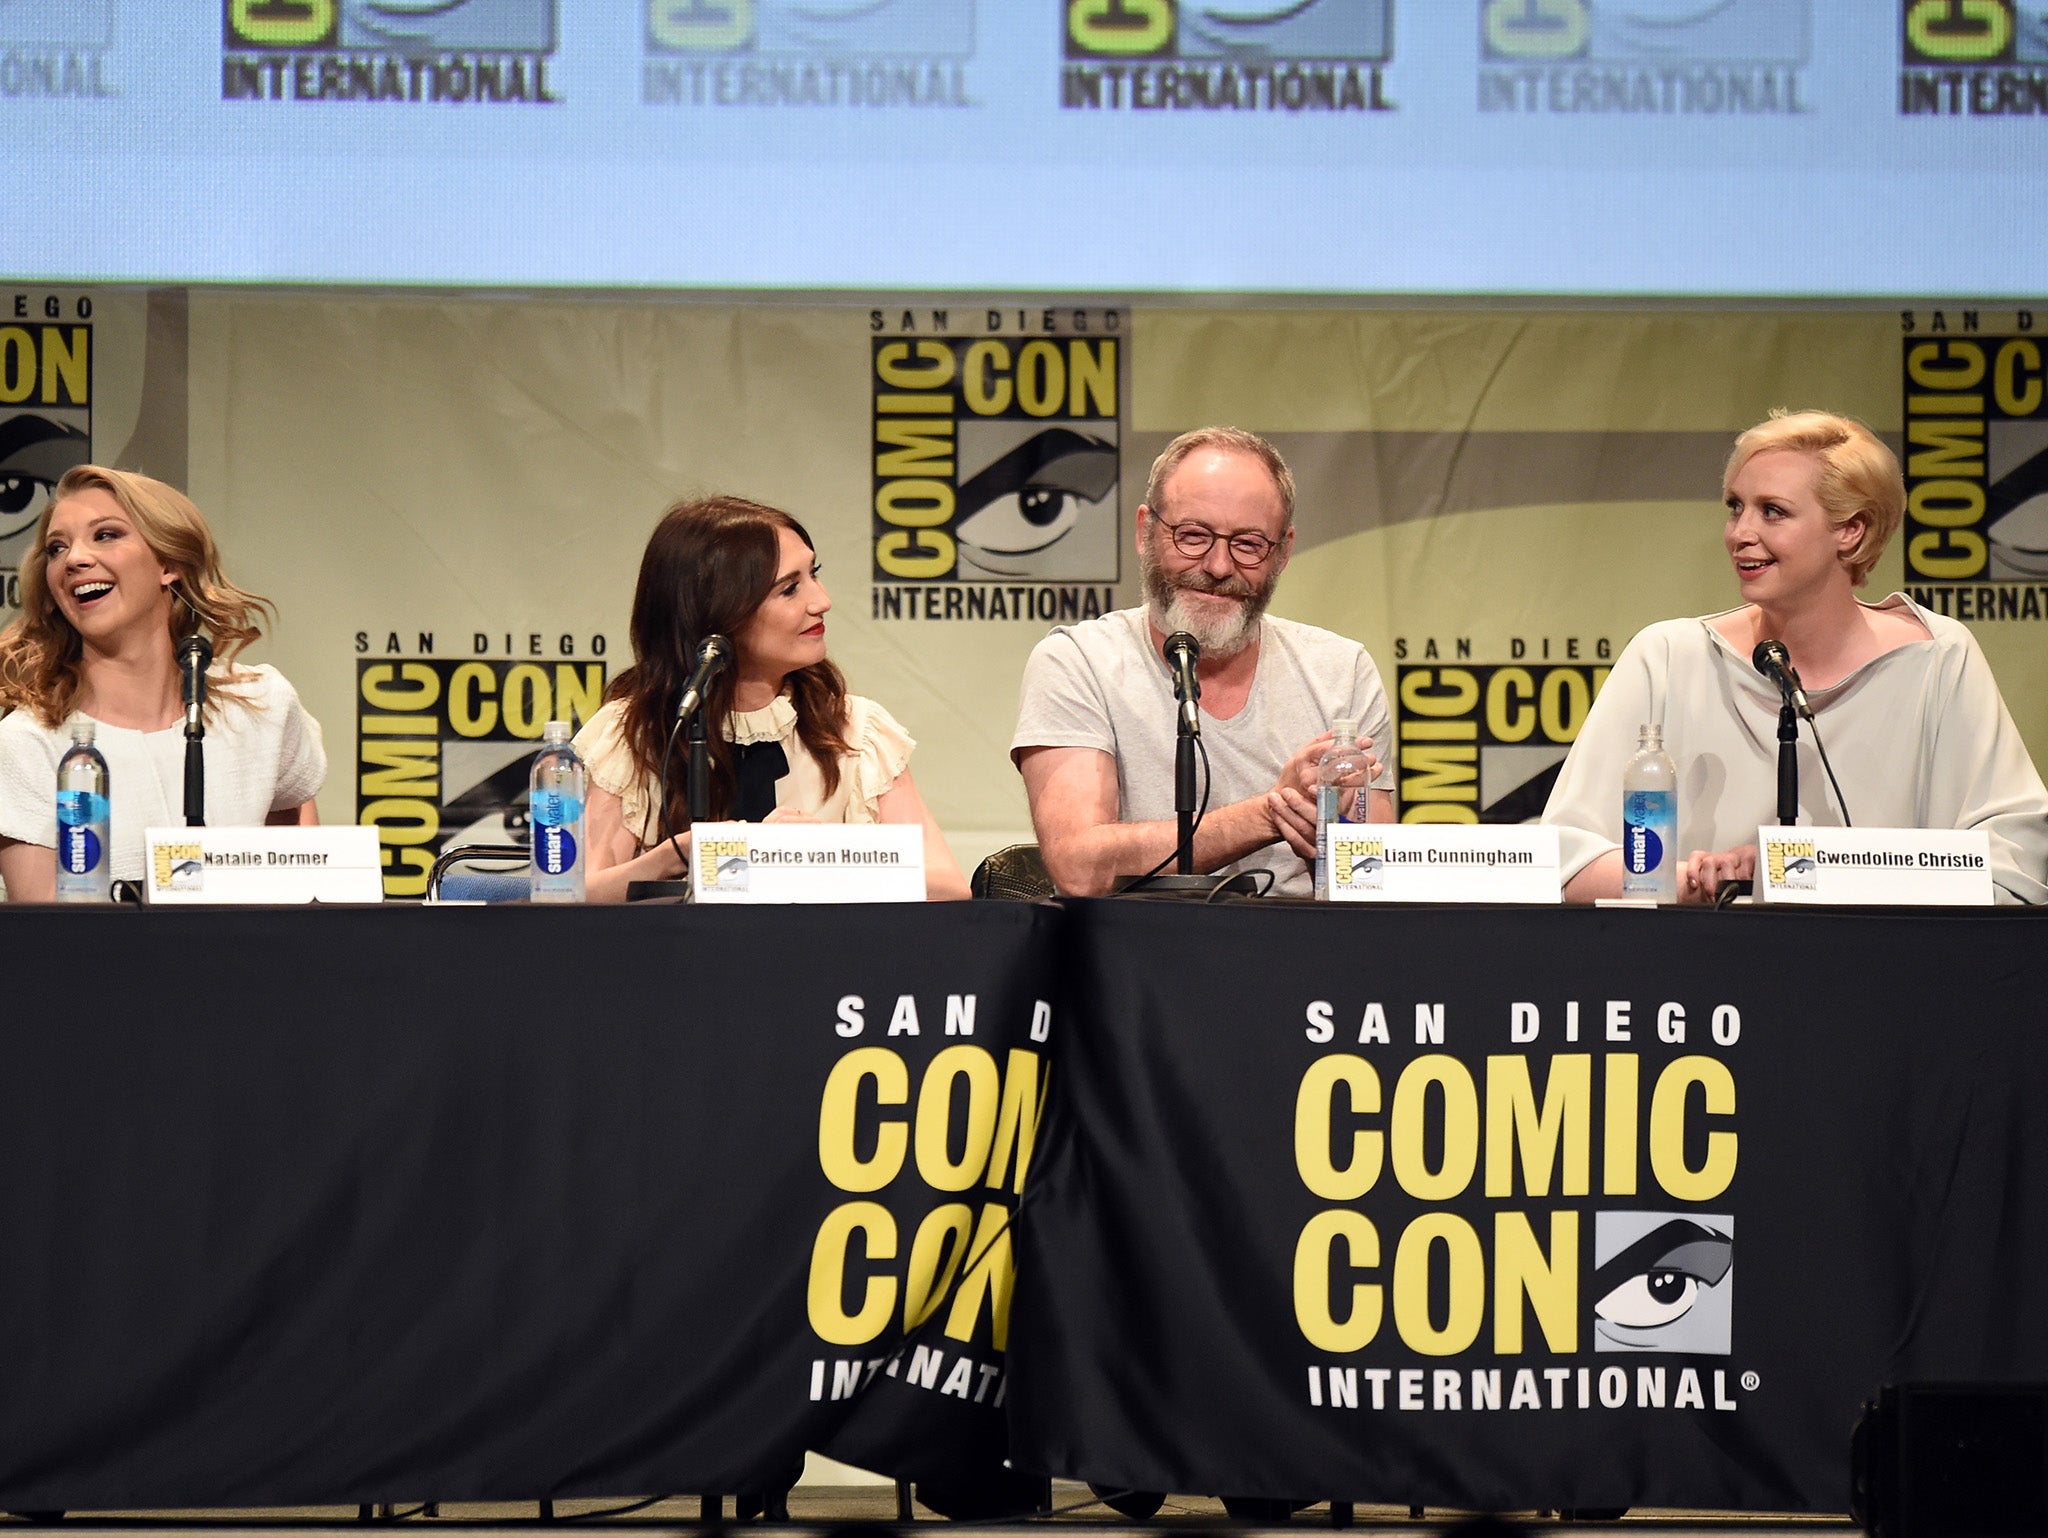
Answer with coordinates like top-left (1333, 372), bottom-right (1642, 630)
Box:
top-left (692, 822), bottom-right (923, 904)
top-left (1325, 825), bottom-right (1561, 904)
top-left (1756, 826), bottom-right (1993, 906)
top-left (143, 826), bottom-right (383, 905)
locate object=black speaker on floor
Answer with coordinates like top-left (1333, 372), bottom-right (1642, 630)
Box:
top-left (1852, 1383), bottom-right (2048, 1537)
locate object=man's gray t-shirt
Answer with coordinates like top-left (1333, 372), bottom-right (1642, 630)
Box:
top-left (1011, 607), bottom-right (1395, 896)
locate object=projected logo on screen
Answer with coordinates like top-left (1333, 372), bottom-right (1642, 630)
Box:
top-left (1900, 2), bottom-right (2048, 114)
top-left (0, 303), bottom-right (93, 615)
top-left (354, 644), bottom-right (606, 898)
top-left (1899, 316), bottom-right (2048, 621)
top-left (646, 0), bottom-right (974, 107)
top-left (1392, 655), bottom-right (1611, 824)
top-left (0, 0), bottom-right (116, 97)
top-left (1478, 0), bottom-right (1810, 113)
top-left (870, 309), bottom-right (1123, 626)
top-left (222, 0), bottom-right (559, 103)
top-left (1061, 0), bottom-right (1393, 112)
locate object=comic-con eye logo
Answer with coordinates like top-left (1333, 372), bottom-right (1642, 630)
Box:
top-left (1067, 0), bottom-right (1389, 59)
top-left (1481, 0), bottom-right (1809, 62)
top-left (1765, 839), bottom-right (1816, 889)
top-left (649, 0), bottom-right (973, 54)
top-left (225, 0), bottom-right (554, 52)
top-left (1902, 1), bottom-right (2048, 66)
top-left (1593, 1214), bottom-right (1733, 1354)
top-left (0, 322), bottom-right (93, 606)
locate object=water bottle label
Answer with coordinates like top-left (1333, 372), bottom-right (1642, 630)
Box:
top-left (57, 790), bottom-right (109, 826)
top-left (1622, 791), bottom-right (1675, 876)
top-left (534, 822), bottom-right (578, 877)
top-left (1316, 785), bottom-right (1339, 824)
top-left (530, 791), bottom-right (583, 829)
top-left (60, 824), bottom-right (103, 876)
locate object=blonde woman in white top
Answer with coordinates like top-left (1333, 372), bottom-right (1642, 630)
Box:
top-left (1543, 411), bottom-right (2048, 904)
top-left (576, 494), bottom-right (969, 902)
top-left (0, 465), bottom-right (325, 898)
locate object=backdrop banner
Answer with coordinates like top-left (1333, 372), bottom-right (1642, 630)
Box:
top-left (0, 903), bottom-right (1057, 1509)
top-left (1010, 899), bottom-right (2048, 1512)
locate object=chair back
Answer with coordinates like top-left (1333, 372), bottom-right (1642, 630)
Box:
top-left (428, 843), bottom-right (531, 903)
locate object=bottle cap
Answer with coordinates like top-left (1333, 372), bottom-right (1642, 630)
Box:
top-left (1332, 718), bottom-right (1357, 744)
top-left (544, 720), bottom-right (571, 745)
top-left (68, 717), bottom-right (95, 746)
top-left (1638, 723), bottom-right (1663, 746)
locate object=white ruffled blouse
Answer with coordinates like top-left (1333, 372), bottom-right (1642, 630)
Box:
top-left (575, 693), bottom-right (915, 849)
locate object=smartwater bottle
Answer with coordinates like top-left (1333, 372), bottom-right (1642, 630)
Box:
top-left (1313, 718), bottom-right (1374, 900)
top-left (529, 720), bottom-right (587, 903)
top-left (1621, 723), bottom-right (1678, 903)
top-left (55, 718), bottom-right (112, 903)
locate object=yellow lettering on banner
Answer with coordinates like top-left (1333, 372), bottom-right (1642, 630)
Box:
top-left (1400, 746), bottom-right (1478, 804)
top-left (1648, 1055), bottom-right (1738, 1201)
top-left (229, 0), bottom-right (335, 45)
top-left (1392, 1212), bottom-right (1484, 1356)
top-left (1294, 1209), bottom-right (1381, 1352)
top-left (1067, 0), bottom-right (1173, 54)
top-left (1295, 1055), bottom-right (1383, 1200)
top-left (1909, 479), bottom-right (1987, 527)
top-left (0, 328), bottom-right (31, 404)
top-left (1391, 1055), bottom-right (1479, 1200)
top-left (1908, 529), bottom-right (1988, 578)
top-left (1016, 340), bottom-right (1066, 418)
top-left (1604, 1054), bottom-right (1639, 1195)
top-left (1538, 670), bottom-right (1591, 743)
top-left (448, 663), bottom-right (498, 736)
top-left (502, 663), bottom-right (549, 739)
top-left (902, 1203), bottom-right (974, 1331)
top-left (875, 419), bottom-right (956, 478)
top-left (962, 340), bottom-right (1013, 415)
top-left (1906, 339), bottom-right (1987, 392)
top-left (555, 664), bottom-right (604, 727)
top-left (1486, 668), bottom-right (1536, 743)
top-left (1905, 0), bottom-right (2011, 61)
top-left (41, 327), bottom-right (86, 404)
top-left (875, 530), bottom-right (957, 579)
top-left (359, 741), bottom-right (438, 798)
top-left (1484, 1054), bottom-right (1590, 1198)
top-left (1070, 339), bottom-right (1117, 416)
top-left (875, 479), bottom-right (955, 527)
top-left (942, 1202), bottom-right (1015, 1350)
top-left (915, 1045), bottom-right (1000, 1191)
top-left (1995, 339), bottom-right (2044, 416)
top-left (1483, 0), bottom-right (1587, 58)
top-left (358, 799), bottom-right (439, 844)
top-left (1493, 1211), bottom-right (1577, 1354)
top-left (1401, 668), bottom-right (1479, 716)
top-left (819, 1047), bottom-right (909, 1192)
top-left (985, 1049), bottom-right (1045, 1194)
top-left (874, 339), bottom-right (956, 390)
top-left (808, 1201), bottom-right (897, 1345)
top-left (359, 662), bottom-right (440, 712)
top-left (1907, 421), bottom-right (1985, 479)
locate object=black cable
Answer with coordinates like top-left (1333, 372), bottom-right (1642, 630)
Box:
top-left (1808, 715), bottom-right (1852, 827)
top-left (1127, 732), bottom-right (1213, 886)
top-left (555, 1496), bottom-right (673, 1521)
top-left (656, 711), bottom-right (689, 873)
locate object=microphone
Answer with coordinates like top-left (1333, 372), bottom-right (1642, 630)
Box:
top-left (1164, 631), bottom-right (1201, 737)
top-left (1752, 640), bottom-right (1812, 720)
top-left (179, 634), bottom-right (213, 733)
top-left (675, 634), bottom-right (733, 723)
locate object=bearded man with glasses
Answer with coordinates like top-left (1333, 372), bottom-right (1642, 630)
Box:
top-left (1010, 425), bottom-right (1395, 897)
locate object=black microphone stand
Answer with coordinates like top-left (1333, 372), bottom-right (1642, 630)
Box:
top-left (687, 709), bottom-right (711, 825)
top-left (184, 716), bottom-right (205, 827)
top-left (1776, 700), bottom-right (1799, 826)
top-left (1174, 705), bottom-right (1196, 875)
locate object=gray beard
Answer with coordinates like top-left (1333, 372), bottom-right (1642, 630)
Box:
top-left (1140, 538), bottom-right (1273, 660)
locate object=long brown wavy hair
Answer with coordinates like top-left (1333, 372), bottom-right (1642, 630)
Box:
top-left (607, 495), bottom-right (852, 837)
top-left (0, 465), bottom-right (275, 728)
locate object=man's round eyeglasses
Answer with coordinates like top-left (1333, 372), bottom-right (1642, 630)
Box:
top-left (1156, 516), bottom-right (1281, 567)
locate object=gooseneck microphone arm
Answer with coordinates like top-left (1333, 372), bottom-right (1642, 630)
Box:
top-left (1753, 641), bottom-right (1804, 827)
top-left (1164, 632), bottom-right (1201, 875)
top-left (676, 635), bottom-right (732, 827)
top-left (179, 634), bottom-right (213, 827)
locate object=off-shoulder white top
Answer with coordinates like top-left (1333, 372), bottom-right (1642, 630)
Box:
top-left (574, 693), bottom-right (915, 849)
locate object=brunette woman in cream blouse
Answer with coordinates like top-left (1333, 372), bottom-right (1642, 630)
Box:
top-left (1542, 411), bottom-right (2048, 905)
top-left (575, 494), bottom-right (969, 902)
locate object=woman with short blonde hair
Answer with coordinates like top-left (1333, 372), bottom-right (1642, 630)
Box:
top-left (0, 466), bottom-right (325, 899)
top-left (1544, 410), bottom-right (2048, 904)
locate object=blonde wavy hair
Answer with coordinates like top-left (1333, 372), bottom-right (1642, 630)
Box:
top-left (0, 465), bottom-right (275, 727)
top-left (1723, 410), bottom-right (1905, 588)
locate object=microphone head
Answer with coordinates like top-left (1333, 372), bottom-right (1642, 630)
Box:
top-left (1751, 639), bottom-right (1789, 677)
top-left (1164, 630), bottom-right (1200, 666)
top-left (179, 633), bottom-right (214, 668)
top-left (699, 633), bottom-right (732, 665)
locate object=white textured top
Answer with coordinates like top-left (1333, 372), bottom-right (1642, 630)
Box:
top-left (0, 664), bottom-right (329, 883)
top-left (1540, 595), bottom-right (2048, 904)
top-left (1011, 607), bottom-right (1395, 897)
top-left (574, 692), bottom-right (915, 848)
